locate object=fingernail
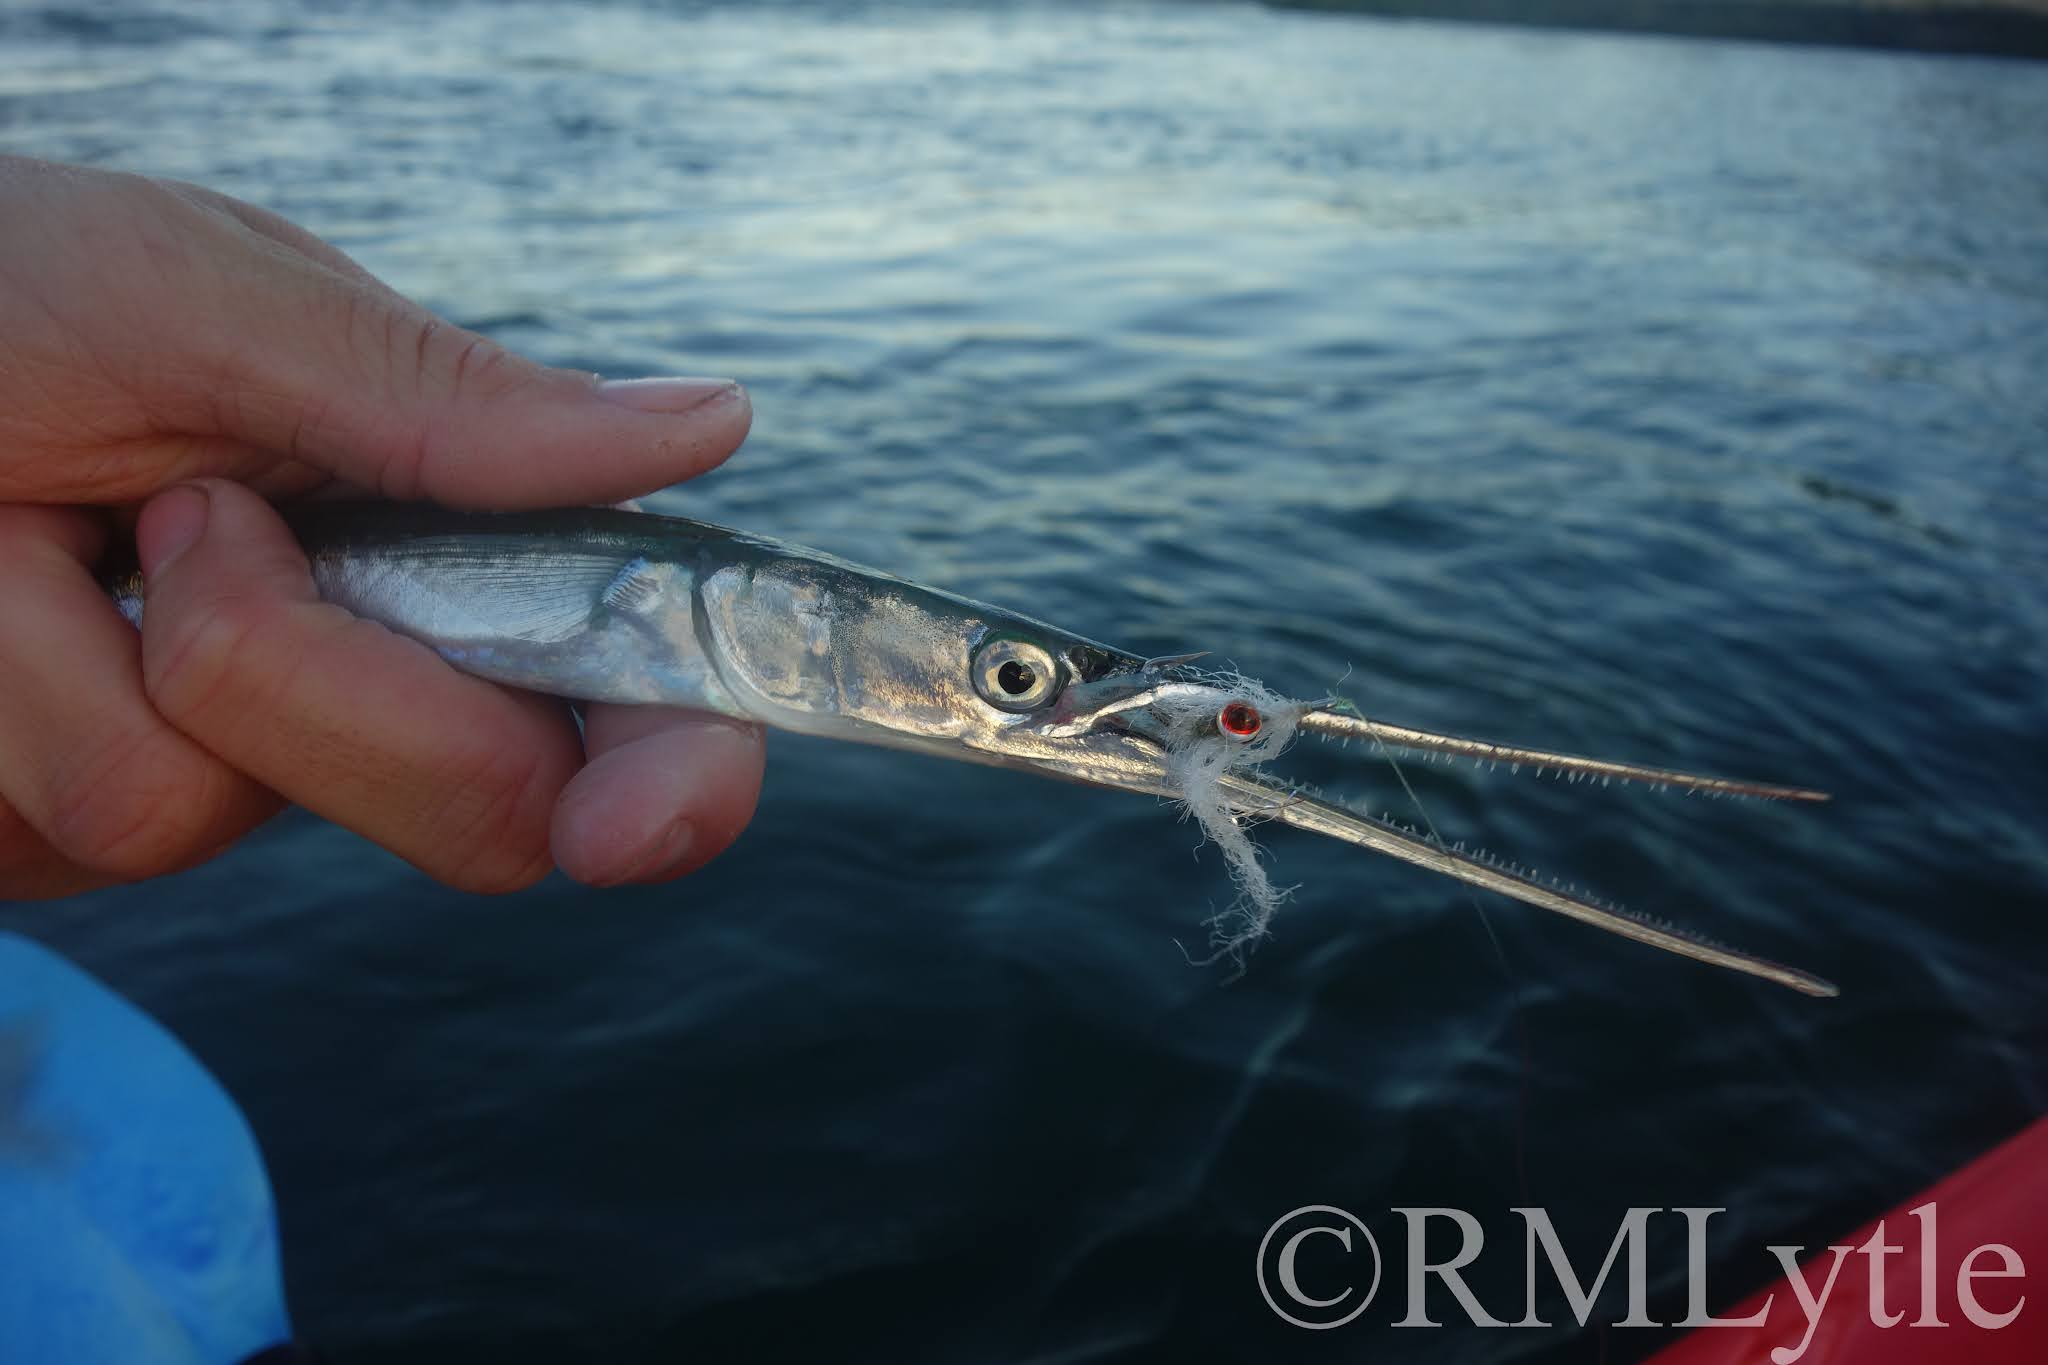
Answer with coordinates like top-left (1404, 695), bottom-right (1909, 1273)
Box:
top-left (619, 816), bottom-right (697, 885)
top-left (595, 376), bottom-right (742, 415)
top-left (138, 485), bottom-right (210, 582)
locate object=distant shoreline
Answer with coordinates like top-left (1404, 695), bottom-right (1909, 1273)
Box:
top-left (1263, 0), bottom-right (2048, 59)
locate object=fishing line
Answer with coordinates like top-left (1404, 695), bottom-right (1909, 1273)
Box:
top-left (1328, 693), bottom-right (1516, 973)
top-left (1331, 686), bottom-right (1537, 1208)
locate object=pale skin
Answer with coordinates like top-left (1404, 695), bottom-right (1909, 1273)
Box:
top-left (0, 154), bottom-right (765, 899)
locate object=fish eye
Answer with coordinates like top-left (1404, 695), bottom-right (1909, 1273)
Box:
top-left (1218, 701), bottom-right (1262, 739)
top-left (972, 636), bottom-right (1062, 712)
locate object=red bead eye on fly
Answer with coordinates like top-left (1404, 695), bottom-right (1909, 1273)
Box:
top-left (1218, 701), bottom-right (1262, 738)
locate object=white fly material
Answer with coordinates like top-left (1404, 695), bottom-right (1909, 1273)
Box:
top-left (1151, 673), bottom-right (1305, 959)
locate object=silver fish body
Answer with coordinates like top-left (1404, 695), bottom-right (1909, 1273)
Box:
top-left (112, 503), bottom-right (1146, 776)
top-left (106, 502), bottom-right (1837, 996)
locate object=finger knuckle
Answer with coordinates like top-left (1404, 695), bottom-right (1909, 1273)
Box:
top-left (0, 796), bottom-right (47, 863)
top-left (0, 840), bottom-right (106, 900)
top-left (430, 744), bottom-right (559, 894)
top-left (347, 305), bottom-right (539, 502)
top-left (144, 591), bottom-right (295, 741)
top-left (446, 331), bottom-right (518, 400)
top-left (43, 726), bottom-right (245, 880)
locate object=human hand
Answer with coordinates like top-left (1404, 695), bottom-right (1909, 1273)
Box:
top-left (0, 155), bottom-right (764, 899)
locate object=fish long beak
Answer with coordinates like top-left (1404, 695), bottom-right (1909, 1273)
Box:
top-left (1010, 680), bottom-right (1837, 997)
top-left (1298, 705), bottom-right (1832, 804)
top-left (1216, 767), bottom-right (1837, 997)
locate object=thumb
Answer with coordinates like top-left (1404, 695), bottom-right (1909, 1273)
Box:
top-left (169, 192), bottom-right (752, 508)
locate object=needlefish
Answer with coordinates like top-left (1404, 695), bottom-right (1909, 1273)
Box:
top-left (106, 503), bottom-right (1835, 997)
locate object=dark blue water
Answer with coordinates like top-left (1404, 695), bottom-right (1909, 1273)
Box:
top-left (4, 2), bottom-right (2046, 1361)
